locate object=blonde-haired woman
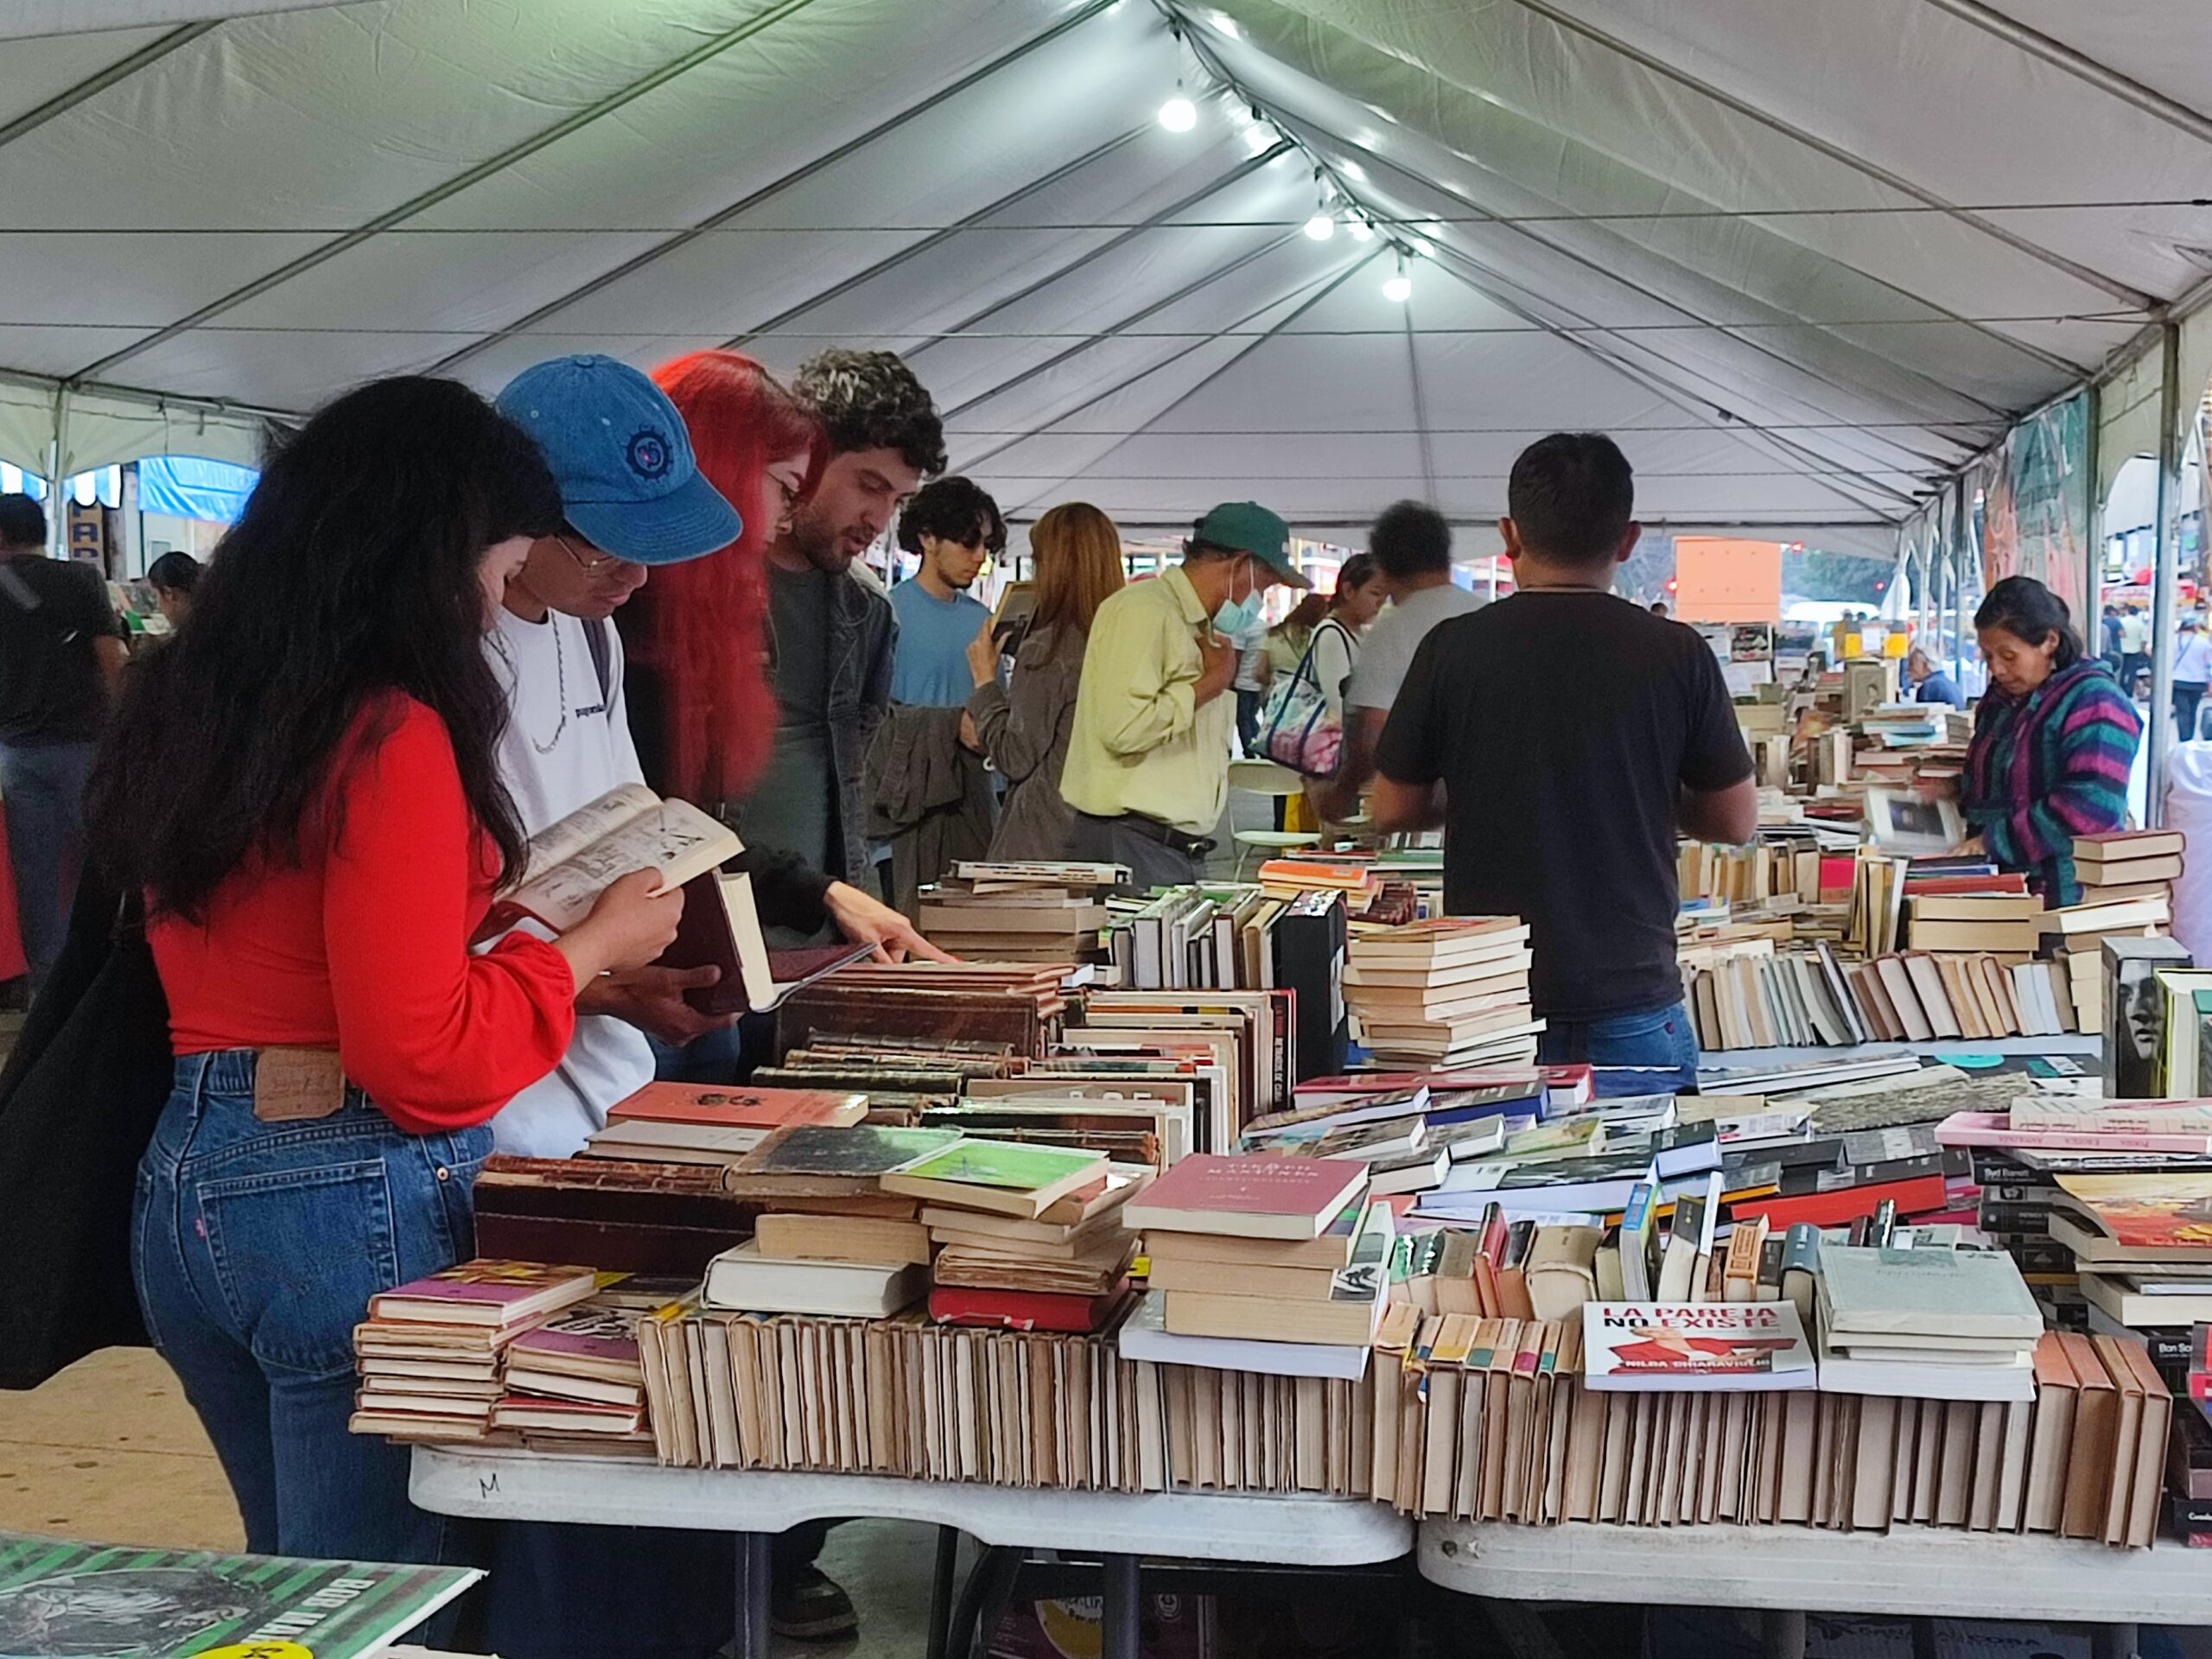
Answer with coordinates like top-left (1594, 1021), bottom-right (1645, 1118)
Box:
top-left (964, 501), bottom-right (1128, 860)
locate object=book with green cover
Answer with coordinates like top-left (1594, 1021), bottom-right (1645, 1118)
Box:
top-left (0, 1531), bottom-right (479, 1658)
top-left (880, 1139), bottom-right (1109, 1218)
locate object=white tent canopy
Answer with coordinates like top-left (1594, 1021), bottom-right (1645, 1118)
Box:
top-left (5, 0), bottom-right (2211, 556)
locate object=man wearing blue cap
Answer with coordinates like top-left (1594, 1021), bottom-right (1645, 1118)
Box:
top-left (1063, 501), bottom-right (1308, 885)
top-left (489, 353), bottom-right (747, 1160)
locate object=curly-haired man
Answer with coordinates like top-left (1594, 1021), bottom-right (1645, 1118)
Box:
top-left (741, 348), bottom-right (945, 903)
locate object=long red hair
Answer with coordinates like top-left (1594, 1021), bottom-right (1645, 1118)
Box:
top-left (620, 352), bottom-right (829, 807)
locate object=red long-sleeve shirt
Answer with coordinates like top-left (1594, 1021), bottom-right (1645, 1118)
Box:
top-left (152, 693), bottom-right (575, 1133)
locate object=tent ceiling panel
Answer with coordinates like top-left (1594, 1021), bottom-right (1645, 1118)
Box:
top-left (0, 22), bottom-right (171, 128)
top-left (1981, 0), bottom-right (2212, 121)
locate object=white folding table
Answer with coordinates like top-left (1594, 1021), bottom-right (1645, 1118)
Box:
top-left (1419, 1521), bottom-right (2212, 1659)
top-left (411, 1446), bottom-right (1412, 1659)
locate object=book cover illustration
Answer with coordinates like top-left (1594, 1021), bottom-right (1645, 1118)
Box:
top-left (507, 1305), bottom-right (640, 1364)
top-left (736, 1125), bottom-right (963, 1179)
top-left (1581, 1302), bottom-right (1814, 1387)
top-left (887, 1140), bottom-right (1103, 1192)
top-left (375, 1260), bottom-right (596, 1307)
top-left (2056, 1173), bottom-right (2212, 1249)
top-left (607, 1084), bottom-right (864, 1129)
top-left (0, 1533), bottom-right (477, 1659)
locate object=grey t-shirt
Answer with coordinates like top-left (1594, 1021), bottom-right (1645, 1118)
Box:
top-left (1345, 582), bottom-right (1484, 712)
top-left (741, 561), bottom-right (836, 878)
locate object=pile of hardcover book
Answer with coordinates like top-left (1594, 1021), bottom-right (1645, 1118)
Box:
top-left (914, 861), bottom-right (1122, 964)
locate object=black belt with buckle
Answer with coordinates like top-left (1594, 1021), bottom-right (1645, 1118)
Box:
top-left (1089, 810), bottom-right (1216, 858)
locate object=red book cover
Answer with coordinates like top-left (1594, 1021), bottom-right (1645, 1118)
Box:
top-left (605, 1083), bottom-right (865, 1130)
top-left (1725, 1172), bottom-right (1948, 1230)
top-left (928, 1284), bottom-right (1132, 1334)
top-left (1901, 873), bottom-right (2030, 895)
top-left (1122, 1153), bottom-right (1370, 1240)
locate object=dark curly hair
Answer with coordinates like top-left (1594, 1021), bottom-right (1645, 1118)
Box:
top-left (792, 349), bottom-right (946, 477)
top-left (1369, 500), bottom-right (1452, 579)
top-left (896, 475), bottom-right (1006, 556)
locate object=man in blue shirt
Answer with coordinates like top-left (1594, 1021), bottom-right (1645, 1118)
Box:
top-left (1907, 645), bottom-right (1967, 709)
top-left (888, 475), bottom-right (1005, 706)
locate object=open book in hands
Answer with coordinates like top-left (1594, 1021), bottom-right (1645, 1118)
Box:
top-left (484, 783), bottom-right (866, 1017)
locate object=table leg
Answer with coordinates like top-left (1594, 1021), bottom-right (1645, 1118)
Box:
top-left (2094, 1623), bottom-right (2140, 1659)
top-left (1099, 1554), bottom-right (1141, 1659)
top-left (925, 1526), bottom-right (961, 1659)
top-left (733, 1530), bottom-right (772, 1659)
top-left (1761, 1609), bottom-right (1808, 1659)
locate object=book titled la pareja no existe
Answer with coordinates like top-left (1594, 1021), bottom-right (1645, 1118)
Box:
top-left (1580, 1300), bottom-right (1815, 1391)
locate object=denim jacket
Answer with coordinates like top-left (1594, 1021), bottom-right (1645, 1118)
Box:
top-left (762, 563), bottom-right (896, 893)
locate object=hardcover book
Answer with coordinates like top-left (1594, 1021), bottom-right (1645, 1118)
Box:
top-left (606, 1083), bottom-right (868, 1132)
top-left (367, 1261), bottom-right (600, 1330)
top-left (1124, 1152), bottom-right (1370, 1240)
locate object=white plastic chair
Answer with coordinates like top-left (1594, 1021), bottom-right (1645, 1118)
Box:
top-left (1227, 758), bottom-right (1319, 879)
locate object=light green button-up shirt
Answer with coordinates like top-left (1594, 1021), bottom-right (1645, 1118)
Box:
top-left (1058, 564), bottom-right (1233, 836)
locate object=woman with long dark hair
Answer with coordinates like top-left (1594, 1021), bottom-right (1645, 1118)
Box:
top-left (1962, 575), bottom-right (2140, 906)
top-left (92, 377), bottom-right (682, 1566)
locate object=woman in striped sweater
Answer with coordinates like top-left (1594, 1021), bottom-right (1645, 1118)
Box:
top-left (1963, 575), bottom-right (2141, 906)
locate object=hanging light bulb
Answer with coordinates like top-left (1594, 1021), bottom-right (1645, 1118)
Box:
top-left (1382, 251), bottom-right (1413, 303)
top-left (1160, 87), bottom-right (1198, 131)
top-left (1304, 211), bottom-right (1337, 241)
top-left (1348, 219), bottom-right (1374, 243)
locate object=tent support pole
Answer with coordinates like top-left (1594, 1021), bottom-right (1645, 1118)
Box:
top-left (995, 251), bottom-right (1383, 516)
top-left (424, 0), bottom-right (1123, 377)
top-left (46, 384), bottom-right (69, 558)
top-left (1913, 0), bottom-right (2212, 148)
top-left (2150, 321), bottom-right (2183, 823)
top-left (1404, 293), bottom-right (1437, 501)
top-left (1950, 474), bottom-right (1967, 683)
top-left (1496, 0), bottom-right (2155, 312)
top-left (0, 22), bottom-right (217, 151)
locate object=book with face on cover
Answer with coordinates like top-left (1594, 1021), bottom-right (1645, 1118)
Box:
top-left (1122, 1152), bottom-right (1370, 1241)
top-left (367, 1260), bottom-right (601, 1330)
top-left (1580, 1301), bottom-right (1815, 1391)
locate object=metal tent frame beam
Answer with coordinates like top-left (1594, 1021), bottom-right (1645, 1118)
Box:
top-left (1915, 0), bottom-right (2212, 150)
top-left (0, 20), bottom-right (214, 149)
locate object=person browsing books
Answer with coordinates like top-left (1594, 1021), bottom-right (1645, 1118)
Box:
top-left (1906, 645), bottom-right (1967, 709)
top-left (961, 501), bottom-right (1128, 861)
top-left (888, 475), bottom-right (1004, 709)
top-left (89, 378), bottom-right (683, 1572)
top-left (1370, 433), bottom-right (1756, 1087)
top-left (1311, 502), bottom-right (1481, 825)
top-left (1961, 575), bottom-right (2139, 906)
top-left (1060, 501), bottom-right (1310, 887)
top-left (485, 355), bottom-right (747, 1160)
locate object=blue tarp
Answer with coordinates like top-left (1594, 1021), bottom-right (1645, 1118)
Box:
top-left (138, 454), bottom-right (256, 524)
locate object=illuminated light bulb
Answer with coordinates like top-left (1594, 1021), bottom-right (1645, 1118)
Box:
top-left (1382, 270), bottom-right (1413, 302)
top-left (1348, 219), bottom-right (1374, 243)
top-left (1304, 212), bottom-right (1336, 241)
top-left (1159, 94), bottom-right (1197, 132)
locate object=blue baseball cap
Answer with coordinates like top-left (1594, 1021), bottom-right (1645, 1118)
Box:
top-left (496, 354), bottom-right (740, 565)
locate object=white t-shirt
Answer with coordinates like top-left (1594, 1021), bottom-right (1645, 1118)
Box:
top-left (1345, 582), bottom-right (1484, 712)
top-left (485, 605), bottom-right (658, 1159)
top-left (1306, 617), bottom-right (1360, 717)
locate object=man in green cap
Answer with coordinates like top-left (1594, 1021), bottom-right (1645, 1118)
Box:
top-left (1061, 500), bottom-right (1307, 885)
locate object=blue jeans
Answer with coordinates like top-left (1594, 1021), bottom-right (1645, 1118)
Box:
top-left (1537, 998), bottom-right (1700, 1093)
top-left (132, 1050), bottom-right (493, 1564)
top-left (0, 738), bottom-right (95, 986)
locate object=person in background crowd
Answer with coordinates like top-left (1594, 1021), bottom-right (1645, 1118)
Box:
top-left (1304, 552), bottom-right (1384, 721)
top-left (1961, 575), bottom-right (2139, 907)
top-left (888, 475), bottom-right (1004, 709)
top-left (2101, 602), bottom-right (2124, 671)
top-left (0, 493), bottom-right (129, 988)
top-left (2118, 601), bottom-right (2152, 696)
top-left (1313, 501), bottom-right (1480, 824)
top-left (485, 354), bottom-right (741, 1160)
top-left (1650, 600), bottom-right (1669, 618)
top-left (1230, 633), bottom-right (1270, 757)
top-left (1371, 434), bottom-right (1755, 1089)
top-left (1062, 502), bottom-right (1307, 887)
top-left (742, 349), bottom-right (944, 910)
top-left (1264, 591), bottom-right (1327, 688)
top-left (2175, 616), bottom-right (2211, 741)
top-left (628, 350), bottom-right (942, 972)
top-left (91, 378), bottom-right (681, 1572)
top-left (146, 550), bottom-right (200, 630)
top-left (1906, 645), bottom-right (1967, 709)
top-left (963, 501), bottom-right (1127, 861)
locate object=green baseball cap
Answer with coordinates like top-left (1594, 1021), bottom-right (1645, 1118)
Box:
top-left (1192, 500), bottom-right (1309, 588)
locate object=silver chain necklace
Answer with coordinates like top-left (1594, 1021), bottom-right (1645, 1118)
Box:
top-left (493, 615), bottom-right (569, 754)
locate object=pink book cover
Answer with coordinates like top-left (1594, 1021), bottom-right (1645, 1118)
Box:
top-left (508, 1306), bottom-right (640, 1365)
top-left (372, 1260), bottom-right (597, 1309)
top-left (605, 1083), bottom-right (864, 1130)
top-left (1935, 1111), bottom-right (2212, 1155)
top-left (1123, 1152), bottom-right (1364, 1223)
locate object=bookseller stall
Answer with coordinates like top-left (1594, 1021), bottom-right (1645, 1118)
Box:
top-left (332, 855), bottom-right (2212, 1656)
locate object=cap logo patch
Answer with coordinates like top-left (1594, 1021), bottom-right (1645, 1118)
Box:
top-left (626, 428), bottom-right (673, 480)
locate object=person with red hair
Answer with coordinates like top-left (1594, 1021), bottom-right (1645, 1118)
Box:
top-left (620, 353), bottom-right (943, 957)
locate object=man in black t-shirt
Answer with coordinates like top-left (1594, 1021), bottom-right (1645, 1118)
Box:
top-left (0, 494), bottom-right (128, 987)
top-left (1371, 435), bottom-right (1755, 1086)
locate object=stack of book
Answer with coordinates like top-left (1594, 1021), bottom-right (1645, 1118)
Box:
top-left (349, 1260), bottom-right (600, 1442)
top-left (580, 1082), bottom-right (866, 1166)
top-left (2071, 829), bottom-right (2184, 912)
top-left (1255, 855), bottom-right (1378, 904)
top-left (1685, 944), bottom-right (2082, 1050)
top-left (1905, 887), bottom-right (2043, 956)
top-left (776, 963), bottom-right (1070, 1054)
top-left (1341, 918), bottom-right (1541, 1066)
top-left (2043, 1166), bottom-right (2212, 1339)
top-left (914, 861), bottom-right (1122, 963)
top-left (708, 1124), bottom-right (963, 1316)
top-left (493, 1287), bottom-right (663, 1448)
top-left (910, 1146), bottom-right (1147, 1333)
top-left (1815, 1244), bottom-right (2043, 1402)
top-left (1122, 1153), bottom-right (1389, 1376)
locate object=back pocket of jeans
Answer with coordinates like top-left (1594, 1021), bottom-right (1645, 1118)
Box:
top-left (200, 1160), bottom-right (399, 1378)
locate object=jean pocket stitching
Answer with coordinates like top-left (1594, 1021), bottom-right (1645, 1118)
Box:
top-left (199, 1159), bottom-right (400, 1376)
top-left (129, 1167), bottom-right (173, 1359)
top-left (182, 1118), bottom-right (401, 1180)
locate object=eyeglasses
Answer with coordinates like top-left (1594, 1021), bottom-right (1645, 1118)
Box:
top-left (556, 534), bottom-right (616, 574)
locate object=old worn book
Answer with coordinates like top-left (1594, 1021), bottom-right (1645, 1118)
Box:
top-left (927, 1283), bottom-right (1134, 1334)
top-left (607, 1083), bottom-right (866, 1134)
top-left (1138, 1196), bottom-right (1364, 1268)
top-left (480, 782), bottom-right (736, 935)
top-left (753, 1210), bottom-right (933, 1268)
top-left (1817, 1245), bottom-right (2042, 1340)
top-left (932, 1235), bottom-right (1138, 1298)
top-left (1126, 1153), bottom-right (1369, 1242)
top-left (1160, 1201), bottom-right (1392, 1345)
top-left (2057, 1330), bottom-right (2120, 1540)
top-left (368, 1261), bottom-right (599, 1331)
top-left (702, 1242), bottom-right (927, 1319)
top-left (724, 1125), bottom-right (964, 1198)
top-left (880, 1140), bottom-right (1109, 1219)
